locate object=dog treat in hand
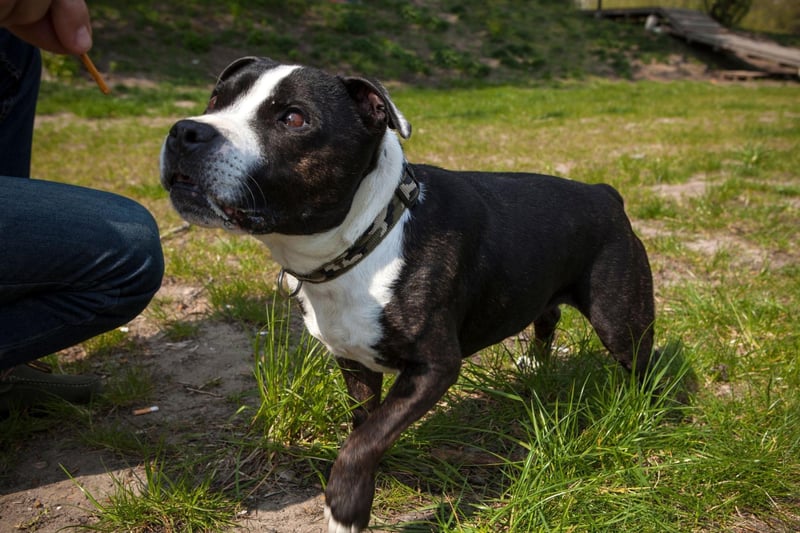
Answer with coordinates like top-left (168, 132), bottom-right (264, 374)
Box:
top-left (79, 53), bottom-right (111, 94)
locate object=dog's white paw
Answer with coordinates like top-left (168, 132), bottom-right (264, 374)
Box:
top-left (324, 505), bottom-right (362, 533)
top-left (514, 354), bottom-right (541, 371)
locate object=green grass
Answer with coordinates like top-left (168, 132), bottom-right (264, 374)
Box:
top-left (71, 458), bottom-right (240, 532)
top-left (250, 302), bottom-right (350, 451)
top-left (3, 2), bottom-right (799, 528)
top-left (10, 76), bottom-right (798, 531)
top-left (62, 0), bottom-right (715, 89)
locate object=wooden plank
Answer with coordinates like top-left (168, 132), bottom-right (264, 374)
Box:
top-left (716, 70), bottom-right (769, 80)
top-left (587, 7), bottom-right (800, 73)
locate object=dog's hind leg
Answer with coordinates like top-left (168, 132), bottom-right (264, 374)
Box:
top-left (580, 237), bottom-right (656, 380)
top-left (532, 305), bottom-right (561, 361)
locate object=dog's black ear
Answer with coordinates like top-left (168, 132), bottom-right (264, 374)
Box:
top-left (341, 77), bottom-right (412, 140)
top-left (217, 56), bottom-right (261, 83)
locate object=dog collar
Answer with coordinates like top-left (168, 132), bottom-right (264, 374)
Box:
top-left (277, 164), bottom-right (419, 297)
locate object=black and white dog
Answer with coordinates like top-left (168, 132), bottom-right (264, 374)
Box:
top-left (160, 57), bottom-right (656, 533)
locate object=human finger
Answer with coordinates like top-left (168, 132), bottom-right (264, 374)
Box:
top-left (49, 0), bottom-right (91, 54)
top-left (6, 0), bottom-right (91, 55)
top-left (7, 18), bottom-right (70, 54)
top-left (0, 0), bottom-right (51, 27)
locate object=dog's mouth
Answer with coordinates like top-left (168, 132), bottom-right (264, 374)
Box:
top-left (168, 173), bottom-right (274, 233)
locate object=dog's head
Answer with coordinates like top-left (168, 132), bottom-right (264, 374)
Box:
top-left (160, 57), bottom-right (411, 235)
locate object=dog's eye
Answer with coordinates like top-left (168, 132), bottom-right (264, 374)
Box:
top-left (206, 95), bottom-right (218, 112)
top-left (281, 110), bottom-right (307, 129)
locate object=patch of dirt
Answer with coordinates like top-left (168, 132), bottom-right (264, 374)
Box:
top-left (650, 175), bottom-right (709, 201)
top-left (633, 54), bottom-right (714, 81)
top-left (631, 52), bottom-right (789, 84)
top-left (641, 176), bottom-right (796, 276)
top-left (0, 279), bottom-right (332, 532)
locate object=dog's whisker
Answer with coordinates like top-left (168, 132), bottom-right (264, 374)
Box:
top-left (244, 182), bottom-right (258, 210)
top-left (245, 173), bottom-right (267, 207)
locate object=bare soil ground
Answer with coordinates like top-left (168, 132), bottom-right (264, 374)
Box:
top-left (0, 279), bottom-right (335, 532)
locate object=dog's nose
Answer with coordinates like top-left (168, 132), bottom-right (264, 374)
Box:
top-left (167, 120), bottom-right (219, 153)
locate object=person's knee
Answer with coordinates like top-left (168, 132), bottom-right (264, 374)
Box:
top-left (111, 198), bottom-right (165, 312)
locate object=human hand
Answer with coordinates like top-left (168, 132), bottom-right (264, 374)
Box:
top-left (0, 0), bottom-right (92, 55)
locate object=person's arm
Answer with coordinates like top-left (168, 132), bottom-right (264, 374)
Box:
top-left (0, 0), bottom-right (91, 55)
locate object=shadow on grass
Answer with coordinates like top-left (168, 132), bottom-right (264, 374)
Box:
top-left (361, 336), bottom-right (698, 531)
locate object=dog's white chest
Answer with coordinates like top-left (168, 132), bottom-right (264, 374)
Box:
top-left (296, 232), bottom-right (405, 374)
top-left (301, 288), bottom-right (391, 373)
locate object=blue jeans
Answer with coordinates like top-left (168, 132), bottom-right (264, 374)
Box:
top-left (0, 30), bottom-right (38, 177)
top-left (0, 31), bottom-right (164, 370)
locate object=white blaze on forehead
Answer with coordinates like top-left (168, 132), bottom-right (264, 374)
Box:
top-left (190, 64), bottom-right (301, 161)
top-left (226, 64), bottom-right (301, 118)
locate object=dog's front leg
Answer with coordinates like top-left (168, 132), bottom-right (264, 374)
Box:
top-left (336, 357), bottom-right (382, 429)
top-left (325, 345), bottom-right (462, 532)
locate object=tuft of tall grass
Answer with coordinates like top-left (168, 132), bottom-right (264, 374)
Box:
top-left (70, 458), bottom-right (239, 532)
top-left (250, 302), bottom-right (350, 452)
top-left (484, 349), bottom-right (693, 531)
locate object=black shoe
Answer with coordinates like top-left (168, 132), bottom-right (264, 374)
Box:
top-left (0, 360), bottom-right (102, 413)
